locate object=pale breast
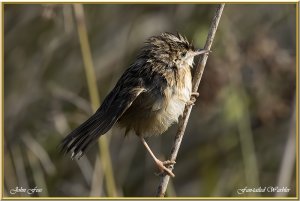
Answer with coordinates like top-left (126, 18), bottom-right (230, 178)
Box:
top-left (138, 67), bottom-right (191, 137)
top-left (118, 66), bottom-right (192, 137)
top-left (150, 66), bottom-right (192, 135)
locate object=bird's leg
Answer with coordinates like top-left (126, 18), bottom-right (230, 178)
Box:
top-left (140, 137), bottom-right (175, 177)
top-left (186, 92), bottom-right (200, 106)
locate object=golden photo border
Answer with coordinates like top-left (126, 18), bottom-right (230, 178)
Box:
top-left (0, 1), bottom-right (298, 200)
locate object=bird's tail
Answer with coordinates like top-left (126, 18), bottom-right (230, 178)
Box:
top-left (59, 78), bottom-right (145, 159)
top-left (59, 109), bottom-right (115, 159)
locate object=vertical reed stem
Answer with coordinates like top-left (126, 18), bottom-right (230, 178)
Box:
top-left (73, 4), bottom-right (117, 197)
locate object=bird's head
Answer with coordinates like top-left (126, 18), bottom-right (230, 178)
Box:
top-left (142, 32), bottom-right (209, 68)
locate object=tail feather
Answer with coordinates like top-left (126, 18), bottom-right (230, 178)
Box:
top-left (59, 111), bottom-right (111, 159)
top-left (59, 78), bottom-right (146, 159)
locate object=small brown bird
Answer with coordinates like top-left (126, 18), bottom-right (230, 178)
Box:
top-left (60, 32), bottom-right (209, 177)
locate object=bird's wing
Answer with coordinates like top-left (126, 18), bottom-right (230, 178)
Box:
top-left (60, 68), bottom-right (146, 158)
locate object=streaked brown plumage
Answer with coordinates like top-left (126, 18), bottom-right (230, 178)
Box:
top-left (60, 32), bottom-right (209, 177)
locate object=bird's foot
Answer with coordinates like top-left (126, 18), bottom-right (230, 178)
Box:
top-left (163, 160), bottom-right (176, 166)
top-left (155, 159), bottom-right (175, 177)
top-left (191, 92), bottom-right (199, 97)
top-left (187, 92), bottom-right (199, 106)
top-left (186, 99), bottom-right (195, 106)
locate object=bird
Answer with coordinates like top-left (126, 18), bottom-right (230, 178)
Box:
top-left (60, 32), bottom-right (209, 177)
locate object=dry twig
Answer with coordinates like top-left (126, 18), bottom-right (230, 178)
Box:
top-left (156, 4), bottom-right (225, 197)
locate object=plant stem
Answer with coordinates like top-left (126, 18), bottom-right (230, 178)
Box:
top-left (276, 99), bottom-right (296, 196)
top-left (156, 4), bottom-right (225, 197)
top-left (73, 4), bottom-right (117, 197)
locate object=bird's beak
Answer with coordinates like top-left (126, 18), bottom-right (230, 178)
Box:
top-left (193, 49), bottom-right (211, 56)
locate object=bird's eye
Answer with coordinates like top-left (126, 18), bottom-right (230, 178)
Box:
top-left (181, 52), bottom-right (187, 57)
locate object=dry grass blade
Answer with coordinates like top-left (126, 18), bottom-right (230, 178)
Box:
top-left (276, 99), bottom-right (296, 196)
top-left (26, 149), bottom-right (49, 196)
top-left (49, 82), bottom-right (92, 114)
top-left (11, 145), bottom-right (29, 196)
top-left (73, 4), bottom-right (118, 196)
top-left (22, 134), bottom-right (56, 176)
top-left (4, 148), bottom-right (18, 196)
top-left (90, 157), bottom-right (104, 196)
top-left (156, 4), bottom-right (225, 197)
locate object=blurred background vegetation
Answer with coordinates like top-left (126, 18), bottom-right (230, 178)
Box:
top-left (4, 3), bottom-right (297, 197)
